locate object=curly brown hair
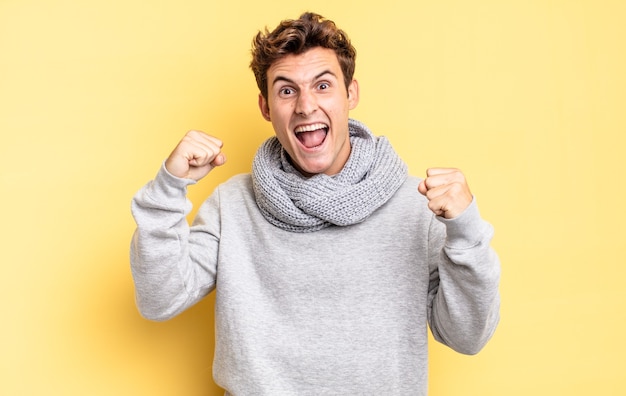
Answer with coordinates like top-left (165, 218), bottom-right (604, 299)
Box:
top-left (250, 12), bottom-right (357, 100)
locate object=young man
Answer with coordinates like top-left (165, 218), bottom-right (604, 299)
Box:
top-left (131, 12), bottom-right (500, 395)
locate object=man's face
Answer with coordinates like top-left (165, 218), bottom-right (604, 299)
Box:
top-left (258, 47), bottom-right (359, 176)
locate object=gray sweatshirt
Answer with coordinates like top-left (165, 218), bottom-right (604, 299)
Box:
top-left (130, 164), bottom-right (500, 395)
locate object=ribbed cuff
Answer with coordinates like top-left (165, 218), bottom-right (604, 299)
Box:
top-left (437, 197), bottom-right (493, 249)
top-left (147, 161), bottom-right (197, 202)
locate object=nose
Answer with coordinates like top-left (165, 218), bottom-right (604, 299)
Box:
top-left (295, 90), bottom-right (317, 117)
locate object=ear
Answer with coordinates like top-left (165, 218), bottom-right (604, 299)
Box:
top-left (347, 79), bottom-right (360, 110)
top-left (258, 93), bottom-right (271, 121)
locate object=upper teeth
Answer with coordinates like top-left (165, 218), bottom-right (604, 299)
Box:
top-left (295, 123), bottom-right (328, 133)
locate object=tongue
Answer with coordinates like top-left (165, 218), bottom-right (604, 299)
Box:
top-left (297, 129), bottom-right (326, 148)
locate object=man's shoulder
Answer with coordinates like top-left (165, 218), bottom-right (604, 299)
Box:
top-left (218, 173), bottom-right (253, 193)
top-left (397, 175), bottom-right (422, 195)
top-left (383, 175), bottom-right (429, 213)
top-left (202, 173), bottom-right (255, 209)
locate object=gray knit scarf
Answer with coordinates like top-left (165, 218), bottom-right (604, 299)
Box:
top-left (252, 118), bottom-right (408, 233)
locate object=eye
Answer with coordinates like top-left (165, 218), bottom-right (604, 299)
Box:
top-left (318, 82), bottom-right (330, 90)
top-left (279, 87), bottom-right (296, 96)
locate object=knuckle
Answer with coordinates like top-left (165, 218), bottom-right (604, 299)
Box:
top-left (449, 182), bottom-right (463, 194)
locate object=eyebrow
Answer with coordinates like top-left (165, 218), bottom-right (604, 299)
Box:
top-left (271, 70), bottom-right (337, 87)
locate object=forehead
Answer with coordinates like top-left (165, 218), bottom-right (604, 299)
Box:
top-left (267, 47), bottom-right (343, 84)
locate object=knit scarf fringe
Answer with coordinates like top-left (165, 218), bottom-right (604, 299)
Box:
top-left (252, 119), bottom-right (408, 233)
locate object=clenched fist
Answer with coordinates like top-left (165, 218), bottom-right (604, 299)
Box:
top-left (417, 168), bottom-right (473, 219)
top-left (165, 130), bottom-right (227, 181)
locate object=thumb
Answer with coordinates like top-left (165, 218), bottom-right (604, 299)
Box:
top-left (417, 180), bottom-right (428, 196)
top-left (210, 152), bottom-right (227, 167)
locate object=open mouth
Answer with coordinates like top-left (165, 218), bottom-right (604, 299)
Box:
top-left (295, 123), bottom-right (329, 149)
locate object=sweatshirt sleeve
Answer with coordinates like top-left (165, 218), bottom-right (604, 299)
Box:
top-left (427, 197), bottom-right (501, 355)
top-left (129, 163), bottom-right (220, 321)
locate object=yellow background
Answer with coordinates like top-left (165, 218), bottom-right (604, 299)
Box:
top-left (1, 0), bottom-right (625, 394)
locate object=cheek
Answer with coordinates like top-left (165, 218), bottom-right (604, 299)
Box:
top-left (326, 96), bottom-right (350, 115)
top-left (270, 103), bottom-right (295, 123)
top-left (270, 120), bottom-right (293, 147)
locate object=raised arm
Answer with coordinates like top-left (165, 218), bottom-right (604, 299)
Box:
top-left (130, 130), bottom-right (226, 321)
top-left (420, 168), bottom-right (501, 354)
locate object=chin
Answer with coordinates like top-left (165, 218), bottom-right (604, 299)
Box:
top-left (293, 160), bottom-right (330, 177)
